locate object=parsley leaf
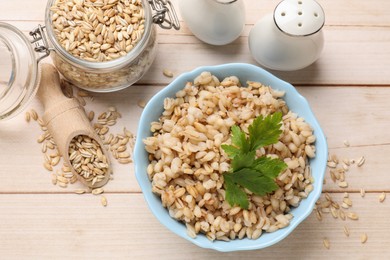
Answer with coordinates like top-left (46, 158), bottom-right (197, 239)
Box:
top-left (252, 156), bottom-right (288, 179)
top-left (230, 151), bottom-right (256, 172)
top-left (229, 168), bottom-right (279, 196)
top-left (221, 125), bottom-right (250, 159)
top-left (221, 112), bottom-right (287, 209)
top-left (248, 112), bottom-right (283, 151)
top-left (220, 144), bottom-right (241, 159)
top-left (224, 174), bottom-right (249, 209)
top-left (231, 125), bottom-right (250, 153)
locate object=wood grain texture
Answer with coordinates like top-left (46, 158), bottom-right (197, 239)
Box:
top-left (1, 0), bottom-right (390, 26)
top-left (0, 194), bottom-right (388, 259)
top-left (1, 87), bottom-right (390, 193)
top-left (0, 0), bottom-right (389, 258)
top-left (8, 22), bottom-right (390, 85)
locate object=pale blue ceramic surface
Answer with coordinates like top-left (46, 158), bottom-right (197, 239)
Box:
top-left (134, 63), bottom-right (328, 252)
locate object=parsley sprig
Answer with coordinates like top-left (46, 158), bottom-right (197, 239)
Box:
top-left (221, 112), bottom-right (287, 209)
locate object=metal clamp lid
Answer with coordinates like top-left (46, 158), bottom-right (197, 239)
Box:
top-left (148, 0), bottom-right (180, 30)
top-left (29, 25), bottom-right (52, 63)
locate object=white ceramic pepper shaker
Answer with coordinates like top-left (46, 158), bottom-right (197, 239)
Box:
top-left (249, 0), bottom-right (325, 71)
top-left (178, 0), bottom-right (246, 45)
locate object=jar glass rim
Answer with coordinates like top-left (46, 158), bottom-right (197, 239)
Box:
top-left (0, 33), bottom-right (16, 94)
top-left (44, 0), bottom-right (153, 70)
top-left (0, 22), bottom-right (39, 120)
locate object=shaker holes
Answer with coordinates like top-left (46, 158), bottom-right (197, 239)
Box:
top-left (281, 12), bottom-right (286, 16)
top-left (298, 11), bottom-right (302, 15)
top-left (314, 12), bottom-right (318, 17)
top-left (298, 23), bottom-right (302, 27)
top-left (298, 1), bottom-right (302, 4)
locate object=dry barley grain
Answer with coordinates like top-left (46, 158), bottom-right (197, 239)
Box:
top-left (330, 207), bottom-right (338, 219)
top-left (37, 118), bottom-right (45, 127)
top-left (44, 162), bottom-right (53, 171)
top-left (323, 238), bottom-right (330, 249)
top-left (379, 192), bottom-right (386, 203)
top-left (37, 134), bottom-right (46, 143)
top-left (343, 225), bottom-right (350, 237)
top-left (88, 111), bottom-right (95, 122)
top-left (316, 210), bottom-right (322, 221)
top-left (56, 175), bottom-right (69, 184)
top-left (137, 100), bottom-right (146, 108)
top-left (360, 233), bottom-right (368, 244)
top-left (163, 69), bottom-right (174, 78)
top-left (51, 156), bottom-right (61, 166)
top-left (360, 188), bottom-right (365, 198)
top-left (92, 188), bottom-right (104, 195)
top-left (343, 197), bottom-right (352, 207)
top-left (30, 109), bottom-right (38, 121)
top-left (357, 156), bottom-right (365, 167)
top-left (101, 196), bottom-right (108, 207)
top-left (58, 182), bottom-right (68, 188)
top-left (118, 152), bottom-right (130, 158)
top-left (118, 158), bottom-right (132, 164)
top-left (338, 181), bottom-right (348, 188)
top-left (327, 161), bottom-right (337, 168)
top-left (25, 112), bottom-right (31, 122)
top-left (347, 212), bottom-right (359, 220)
top-left (77, 90), bottom-right (90, 97)
top-left (42, 143), bottom-right (47, 153)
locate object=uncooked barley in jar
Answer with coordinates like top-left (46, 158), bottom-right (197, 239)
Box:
top-left (48, 0), bottom-right (158, 91)
top-left (143, 72), bottom-right (317, 241)
top-left (50, 0), bottom-right (145, 62)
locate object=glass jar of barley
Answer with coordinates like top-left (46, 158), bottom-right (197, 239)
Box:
top-left (44, 0), bottom-right (179, 92)
top-left (0, 0), bottom-right (179, 119)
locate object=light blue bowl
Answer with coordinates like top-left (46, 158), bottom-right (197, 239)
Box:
top-left (134, 63), bottom-right (327, 252)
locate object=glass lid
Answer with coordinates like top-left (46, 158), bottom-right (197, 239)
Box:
top-left (0, 31), bottom-right (16, 101)
top-left (0, 22), bottom-right (39, 120)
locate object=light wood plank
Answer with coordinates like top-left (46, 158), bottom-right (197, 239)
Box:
top-left (1, 87), bottom-right (390, 193)
top-left (1, 0), bottom-right (390, 26)
top-left (148, 26), bottom-right (390, 86)
top-left (3, 21), bottom-right (390, 86)
top-left (0, 0), bottom-right (387, 258)
top-left (0, 193), bottom-right (388, 259)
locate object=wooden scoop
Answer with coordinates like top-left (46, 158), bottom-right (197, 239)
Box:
top-left (37, 63), bottom-right (111, 188)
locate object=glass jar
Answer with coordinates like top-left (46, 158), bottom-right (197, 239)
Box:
top-left (0, 23), bottom-right (40, 120)
top-left (0, 0), bottom-right (179, 120)
top-left (45, 0), bottom-right (179, 92)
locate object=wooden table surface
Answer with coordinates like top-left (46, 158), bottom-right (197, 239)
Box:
top-left (1, 0), bottom-right (389, 259)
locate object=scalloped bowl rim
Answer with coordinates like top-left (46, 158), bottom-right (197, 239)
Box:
top-left (134, 63), bottom-right (328, 252)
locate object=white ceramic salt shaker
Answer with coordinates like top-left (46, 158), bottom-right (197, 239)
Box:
top-left (178, 0), bottom-right (246, 45)
top-left (249, 0), bottom-right (325, 71)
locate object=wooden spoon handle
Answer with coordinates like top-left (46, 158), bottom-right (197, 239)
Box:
top-left (37, 63), bottom-right (68, 109)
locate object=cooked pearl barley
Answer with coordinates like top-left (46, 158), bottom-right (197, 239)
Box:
top-left (144, 72), bottom-right (316, 241)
